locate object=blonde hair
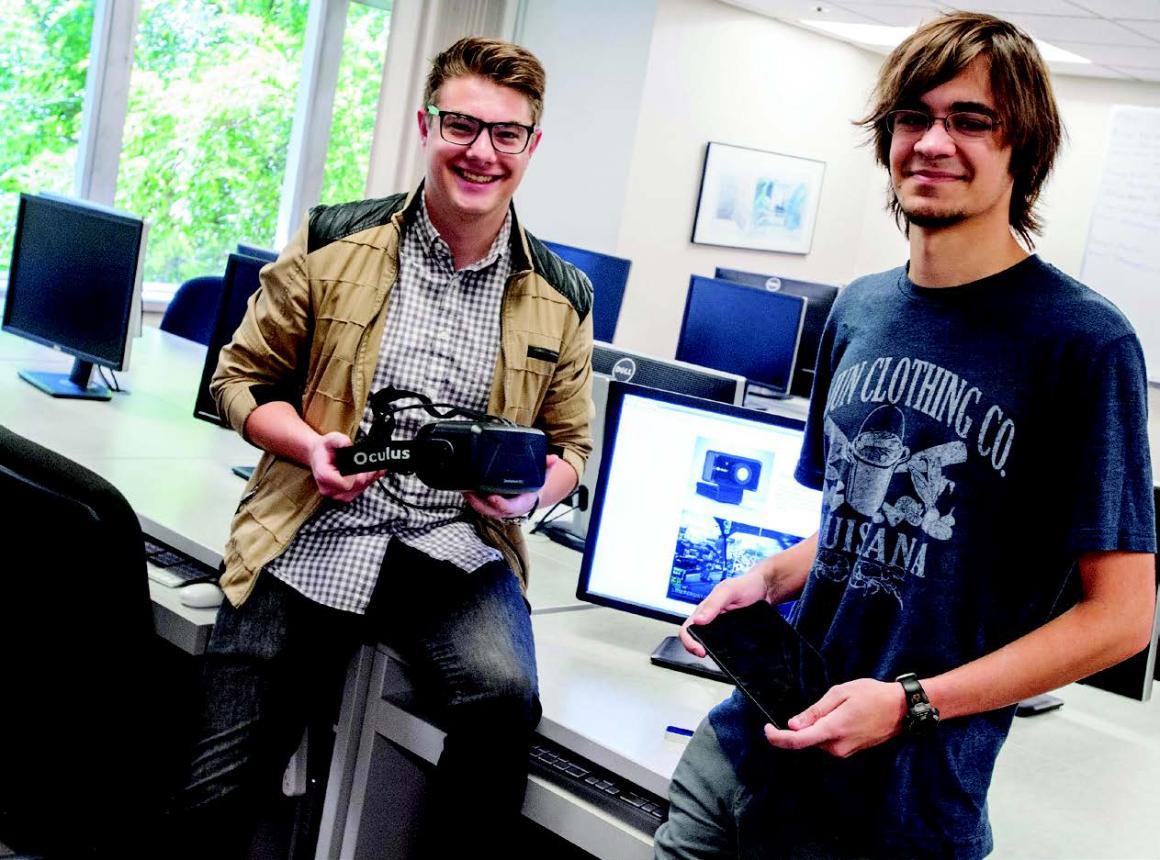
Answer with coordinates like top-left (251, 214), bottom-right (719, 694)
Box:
top-left (424, 37), bottom-right (546, 124)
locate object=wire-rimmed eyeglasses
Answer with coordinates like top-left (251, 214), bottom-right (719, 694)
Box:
top-left (885, 109), bottom-right (1000, 141)
top-left (426, 105), bottom-right (536, 154)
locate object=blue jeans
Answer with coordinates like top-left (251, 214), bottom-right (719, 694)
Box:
top-left (654, 718), bottom-right (865, 860)
top-left (176, 540), bottom-right (540, 858)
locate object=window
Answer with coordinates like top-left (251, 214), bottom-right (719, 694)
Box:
top-left (319, 0), bottom-right (391, 207)
top-left (0, 0), bottom-right (94, 281)
top-left (114, 0), bottom-right (309, 291)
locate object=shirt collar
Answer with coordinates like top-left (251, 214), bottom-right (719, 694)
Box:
top-left (416, 193), bottom-right (513, 274)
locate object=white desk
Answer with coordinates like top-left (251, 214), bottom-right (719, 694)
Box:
top-left (0, 328), bottom-right (257, 653)
top-left (0, 328), bottom-right (673, 858)
top-left (5, 328), bottom-right (1156, 859)
top-left (320, 604), bottom-right (724, 860)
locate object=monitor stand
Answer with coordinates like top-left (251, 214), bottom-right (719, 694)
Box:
top-left (531, 486), bottom-right (589, 552)
top-left (1015, 693), bottom-right (1064, 716)
top-left (746, 382), bottom-right (790, 401)
top-left (537, 520), bottom-right (587, 553)
top-left (19, 359), bottom-right (111, 400)
top-left (650, 635), bottom-right (729, 683)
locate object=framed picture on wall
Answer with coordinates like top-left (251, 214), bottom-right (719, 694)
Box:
top-left (691, 142), bottom-right (825, 255)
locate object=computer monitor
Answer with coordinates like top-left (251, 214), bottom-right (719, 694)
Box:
top-left (236, 242), bottom-right (277, 263)
top-left (536, 343), bottom-right (747, 553)
top-left (193, 253), bottom-right (266, 425)
top-left (577, 381), bottom-right (822, 676)
top-left (541, 240), bottom-right (630, 343)
top-left (1078, 485), bottom-right (1159, 702)
top-left (714, 268), bottom-right (840, 399)
top-left (2, 193), bottom-right (146, 400)
top-left (676, 276), bottom-right (806, 398)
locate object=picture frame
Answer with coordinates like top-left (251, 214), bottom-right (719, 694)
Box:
top-left (691, 142), bottom-right (825, 255)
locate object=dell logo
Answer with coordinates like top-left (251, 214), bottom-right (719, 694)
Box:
top-left (764, 277), bottom-right (782, 292)
top-left (611, 357), bottom-right (637, 382)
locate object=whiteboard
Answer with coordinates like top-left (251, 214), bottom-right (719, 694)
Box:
top-left (1079, 104), bottom-right (1160, 383)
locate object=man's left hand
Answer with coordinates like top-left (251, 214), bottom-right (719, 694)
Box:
top-left (463, 454), bottom-right (558, 520)
top-left (762, 678), bottom-right (907, 758)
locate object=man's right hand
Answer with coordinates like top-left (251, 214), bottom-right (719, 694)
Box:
top-left (678, 566), bottom-right (771, 658)
top-left (309, 432), bottom-right (385, 502)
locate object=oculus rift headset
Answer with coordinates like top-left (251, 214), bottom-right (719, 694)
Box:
top-left (334, 387), bottom-right (548, 495)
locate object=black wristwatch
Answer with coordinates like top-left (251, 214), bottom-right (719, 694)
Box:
top-left (896, 673), bottom-right (940, 736)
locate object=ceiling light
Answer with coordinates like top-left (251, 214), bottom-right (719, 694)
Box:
top-left (798, 19), bottom-right (1090, 64)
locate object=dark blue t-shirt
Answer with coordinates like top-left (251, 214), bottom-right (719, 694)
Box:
top-left (710, 256), bottom-right (1155, 858)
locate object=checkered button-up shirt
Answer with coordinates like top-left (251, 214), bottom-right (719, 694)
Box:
top-left (267, 198), bottom-right (511, 614)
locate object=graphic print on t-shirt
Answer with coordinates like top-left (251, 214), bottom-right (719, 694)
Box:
top-left (815, 354), bottom-right (1015, 607)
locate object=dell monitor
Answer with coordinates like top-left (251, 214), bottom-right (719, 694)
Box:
top-left (676, 276), bottom-right (806, 399)
top-left (541, 240), bottom-right (630, 343)
top-left (714, 268), bottom-right (840, 399)
top-left (536, 343), bottom-right (747, 553)
top-left (3, 193), bottom-right (146, 400)
top-left (577, 381), bottom-right (822, 676)
top-left (193, 253), bottom-right (266, 426)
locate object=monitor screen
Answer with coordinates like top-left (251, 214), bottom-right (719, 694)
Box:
top-left (193, 253), bottom-right (266, 424)
top-left (2, 193), bottom-right (146, 399)
top-left (542, 240), bottom-right (630, 343)
top-left (676, 275), bottom-right (806, 396)
top-left (714, 268), bottom-right (839, 399)
top-left (577, 381), bottom-right (822, 625)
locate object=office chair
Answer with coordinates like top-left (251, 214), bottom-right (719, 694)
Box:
top-left (0, 425), bottom-right (177, 857)
top-left (160, 275), bottom-right (225, 345)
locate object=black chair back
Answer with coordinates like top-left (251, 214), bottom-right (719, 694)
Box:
top-left (0, 425), bottom-right (164, 855)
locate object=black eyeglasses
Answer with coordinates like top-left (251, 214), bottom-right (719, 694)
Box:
top-left (425, 106), bottom-right (537, 154)
top-left (885, 109), bottom-right (1000, 141)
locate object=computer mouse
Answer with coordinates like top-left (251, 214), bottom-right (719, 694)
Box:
top-left (179, 581), bottom-right (225, 609)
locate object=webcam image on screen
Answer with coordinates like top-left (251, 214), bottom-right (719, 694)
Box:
top-left (667, 511), bottom-right (804, 606)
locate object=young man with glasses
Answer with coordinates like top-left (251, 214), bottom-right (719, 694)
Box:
top-left (656, 12), bottom-right (1155, 859)
top-left (177, 37), bottom-right (593, 857)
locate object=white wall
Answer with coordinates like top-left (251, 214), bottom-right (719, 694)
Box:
top-left (612, 0), bottom-right (905, 356)
top-left (514, 0), bottom-right (1160, 356)
top-left (513, 0), bottom-right (658, 253)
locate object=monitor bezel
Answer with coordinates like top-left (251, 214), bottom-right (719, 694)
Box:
top-left (192, 252), bottom-right (267, 425)
top-left (2, 192), bottom-right (146, 372)
top-left (675, 275), bottom-right (807, 395)
top-left (575, 379), bottom-right (809, 625)
top-left (591, 340), bottom-right (747, 406)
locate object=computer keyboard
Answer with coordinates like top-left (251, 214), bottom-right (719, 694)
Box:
top-left (145, 539), bottom-right (218, 587)
top-left (528, 735), bottom-right (668, 834)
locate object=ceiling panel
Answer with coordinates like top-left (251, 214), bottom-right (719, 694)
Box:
top-left (727, 0), bottom-right (878, 24)
top-left (850, 3), bottom-right (950, 25)
top-left (1050, 61), bottom-right (1133, 78)
top-left (830, 0), bottom-right (945, 7)
top-left (947, 0), bottom-right (1092, 13)
top-left (1067, 0), bottom-right (1160, 20)
top-left (1053, 41), bottom-right (1160, 65)
top-left (1000, 13), bottom-right (1160, 45)
top-left (718, 0), bottom-right (1160, 79)
top-left (1122, 19), bottom-right (1160, 39)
